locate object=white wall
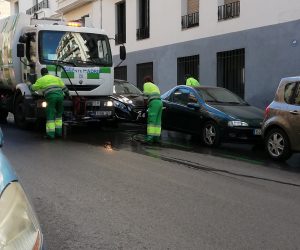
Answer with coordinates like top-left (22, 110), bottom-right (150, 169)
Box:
top-left (0, 1), bottom-right (10, 18)
top-left (96, 0), bottom-right (300, 55)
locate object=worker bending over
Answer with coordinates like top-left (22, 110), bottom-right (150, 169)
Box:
top-left (31, 68), bottom-right (69, 139)
top-left (143, 76), bottom-right (163, 144)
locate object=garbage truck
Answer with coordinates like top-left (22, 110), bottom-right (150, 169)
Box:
top-left (0, 13), bottom-right (126, 128)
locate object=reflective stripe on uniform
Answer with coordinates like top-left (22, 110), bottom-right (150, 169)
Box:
top-left (55, 118), bottom-right (63, 128)
top-left (44, 86), bottom-right (63, 96)
top-left (147, 124), bottom-right (161, 136)
top-left (46, 120), bottom-right (55, 132)
top-left (148, 93), bottom-right (161, 101)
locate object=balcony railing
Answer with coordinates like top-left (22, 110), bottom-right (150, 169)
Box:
top-left (136, 27), bottom-right (150, 40)
top-left (181, 12), bottom-right (199, 29)
top-left (218, 1), bottom-right (240, 21)
top-left (115, 33), bottom-right (126, 45)
top-left (26, 0), bottom-right (49, 15)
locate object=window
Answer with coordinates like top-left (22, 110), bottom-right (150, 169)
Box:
top-left (217, 48), bottom-right (245, 98)
top-left (136, 62), bottom-right (153, 90)
top-left (177, 55), bottom-right (199, 85)
top-left (218, 0), bottom-right (240, 21)
top-left (39, 31), bottom-right (112, 67)
top-left (114, 66), bottom-right (127, 80)
top-left (196, 88), bottom-right (246, 104)
top-left (181, 0), bottom-right (199, 29)
top-left (171, 88), bottom-right (198, 106)
top-left (137, 0), bottom-right (150, 40)
top-left (114, 81), bottom-right (142, 95)
top-left (115, 1), bottom-right (126, 45)
top-left (295, 84), bottom-right (300, 105)
top-left (284, 82), bottom-right (298, 104)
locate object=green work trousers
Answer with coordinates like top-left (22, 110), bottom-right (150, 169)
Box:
top-left (146, 99), bottom-right (163, 142)
top-left (45, 91), bottom-right (64, 139)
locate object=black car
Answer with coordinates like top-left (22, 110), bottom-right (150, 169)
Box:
top-left (112, 79), bottom-right (147, 122)
top-left (162, 85), bottom-right (264, 146)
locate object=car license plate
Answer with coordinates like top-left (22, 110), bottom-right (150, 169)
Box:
top-left (254, 129), bottom-right (262, 135)
top-left (96, 111), bottom-right (112, 116)
top-left (92, 101), bottom-right (101, 106)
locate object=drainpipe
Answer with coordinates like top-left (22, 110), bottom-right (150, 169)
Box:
top-left (100, 0), bottom-right (103, 29)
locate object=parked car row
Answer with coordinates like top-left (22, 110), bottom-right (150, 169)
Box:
top-left (111, 78), bottom-right (299, 161)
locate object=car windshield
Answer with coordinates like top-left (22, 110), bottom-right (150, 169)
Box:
top-left (39, 31), bottom-right (112, 67)
top-left (114, 82), bottom-right (142, 95)
top-left (196, 88), bottom-right (246, 105)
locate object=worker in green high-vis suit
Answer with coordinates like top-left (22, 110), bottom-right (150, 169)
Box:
top-left (143, 76), bottom-right (163, 143)
top-left (31, 68), bottom-right (69, 139)
top-left (186, 74), bottom-right (200, 87)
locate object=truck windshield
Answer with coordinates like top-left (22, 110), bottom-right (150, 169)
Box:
top-left (39, 31), bottom-right (112, 67)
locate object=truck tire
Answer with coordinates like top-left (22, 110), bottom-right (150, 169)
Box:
top-left (14, 94), bottom-right (30, 129)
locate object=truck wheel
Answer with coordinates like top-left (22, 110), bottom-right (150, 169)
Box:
top-left (265, 128), bottom-right (292, 161)
top-left (14, 95), bottom-right (29, 129)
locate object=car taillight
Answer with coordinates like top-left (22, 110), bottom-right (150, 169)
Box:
top-left (265, 105), bottom-right (270, 118)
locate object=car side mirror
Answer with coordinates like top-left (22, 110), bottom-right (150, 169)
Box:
top-left (120, 45), bottom-right (126, 61)
top-left (187, 103), bottom-right (200, 110)
top-left (17, 44), bottom-right (25, 58)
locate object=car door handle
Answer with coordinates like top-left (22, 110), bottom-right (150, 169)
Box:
top-left (289, 110), bottom-right (299, 115)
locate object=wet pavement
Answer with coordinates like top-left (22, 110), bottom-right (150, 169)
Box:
top-left (1, 120), bottom-right (300, 249)
top-left (63, 122), bottom-right (300, 171)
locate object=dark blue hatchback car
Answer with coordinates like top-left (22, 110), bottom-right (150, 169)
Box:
top-left (162, 86), bottom-right (264, 146)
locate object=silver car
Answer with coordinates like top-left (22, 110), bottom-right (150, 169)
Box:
top-left (262, 77), bottom-right (300, 160)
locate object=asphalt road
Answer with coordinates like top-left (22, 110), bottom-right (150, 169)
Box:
top-left (1, 121), bottom-right (300, 250)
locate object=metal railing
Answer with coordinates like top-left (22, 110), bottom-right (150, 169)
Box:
top-left (115, 33), bottom-right (126, 45)
top-left (218, 1), bottom-right (240, 21)
top-left (26, 0), bottom-right (49, 15)
top-left (136, 27), bottom-right (150, 40)
top-left (181, 12), bottom-right (199, 29)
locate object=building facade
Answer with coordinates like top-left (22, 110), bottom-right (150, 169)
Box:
top-left (4, 0), bottom-right (300, 107)
top-left (102, 0), bottom-right (300, 108)
top-left (0, 0), bottom-right (10, 18)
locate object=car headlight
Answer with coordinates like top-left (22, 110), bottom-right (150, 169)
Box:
top-left (41, 101), bottom-right (47, 108)
top-left (0, 182), bottom-right (42, 250)
top-left (228, 121), bottom-right (249, 127)
top-left (104, 101), bottom-right (113, 107)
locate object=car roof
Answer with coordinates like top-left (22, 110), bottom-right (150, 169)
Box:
top-left (175, 85), bottom-right (223, 90)
top-left (114, 79), bottom-right (129, 84)
top-left (280, 76), bottom-right (300, 84)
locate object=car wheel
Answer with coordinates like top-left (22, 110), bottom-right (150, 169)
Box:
top-left (265, 128), bottom-right (292, 161)
top-left (202, 121), bottom-right (221, 147)
top-left (14, 94), bottom-right (30, 129)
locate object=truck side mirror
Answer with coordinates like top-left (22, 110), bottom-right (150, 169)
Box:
top-left (120, 45), bottom-right (126, 61)
top-left (17, 44), bottom-right (25, 58)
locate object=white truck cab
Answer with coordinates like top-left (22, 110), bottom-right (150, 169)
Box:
top-left (0, 14), bottom-right (126, 128)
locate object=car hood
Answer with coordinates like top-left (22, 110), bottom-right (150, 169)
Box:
top-left (113, 94), bottom-right (146, 107)
top-left (0, 151), bottom-right (17, 193)
top-left (210, 104), bottom-right (264, 125)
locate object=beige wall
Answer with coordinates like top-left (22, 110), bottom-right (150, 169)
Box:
top-left (64, 2), bottom-right (92, 21)
top-left (0, 1), bottom-right (10, 18)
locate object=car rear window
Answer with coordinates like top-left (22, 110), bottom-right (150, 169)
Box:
top-left (284, 82), bottom-right (298, 104)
